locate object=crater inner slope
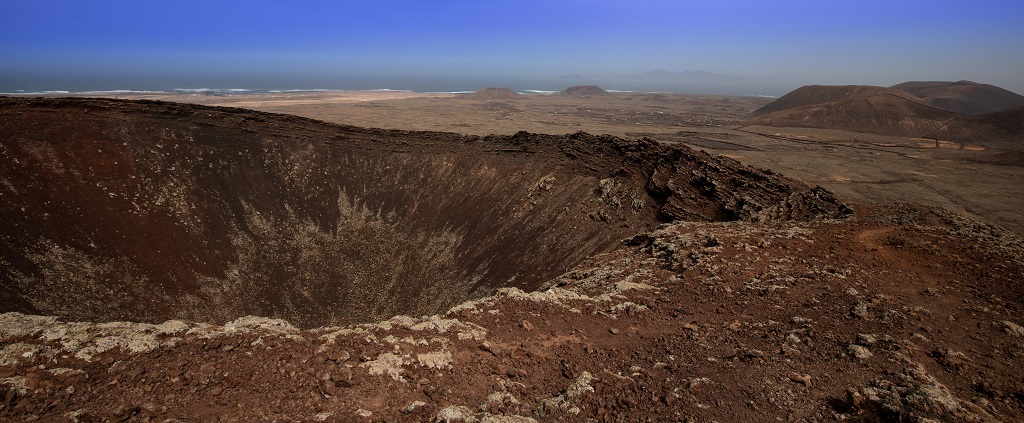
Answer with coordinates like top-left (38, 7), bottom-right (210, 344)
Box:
top-left (0, 97), bottom-right (848, 328)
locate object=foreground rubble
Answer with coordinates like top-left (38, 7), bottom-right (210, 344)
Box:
top-left (2, 203), bottom-right (1022, 421)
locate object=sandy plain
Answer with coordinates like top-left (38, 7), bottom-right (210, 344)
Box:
top-left (99, 90), bottom-right (1024, 236)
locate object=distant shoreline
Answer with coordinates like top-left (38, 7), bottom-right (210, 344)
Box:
top-left (0, 87), bottom-right (776, 99)
top-left (0, 88), bottom-right (453, 96)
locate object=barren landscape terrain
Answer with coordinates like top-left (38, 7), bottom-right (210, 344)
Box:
top-left (0, 87), bottom-right (1022, 422)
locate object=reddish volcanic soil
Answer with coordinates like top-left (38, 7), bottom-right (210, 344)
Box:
top-left (1, 97), bottom-right (1023, 422)
top-left (2, 203), bottom-right (1022, 422)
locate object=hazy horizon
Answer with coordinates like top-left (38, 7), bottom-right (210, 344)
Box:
top-left (2, 0), bottom-right (1022, 96)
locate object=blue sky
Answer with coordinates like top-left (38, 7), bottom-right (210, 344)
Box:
top-left (2, 0), bottom-right (1022, 93)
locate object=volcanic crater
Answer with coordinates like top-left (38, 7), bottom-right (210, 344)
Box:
top-left (0, 97), bottom-right (847, 329)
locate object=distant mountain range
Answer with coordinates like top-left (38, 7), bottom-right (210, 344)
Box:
top-left (556, 70), bottom-right (745, 83)
top-left (617, 70), bottom-right (746, 83)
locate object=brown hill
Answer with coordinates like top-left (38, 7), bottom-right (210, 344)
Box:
top-left (891, 80), bottom-right (1024, 115)
top-left (750, 85), bottom-right (924, 117)
top-left (750, 88), bottom-right (958, 138)
top-left (930, 106), bottom-right (1024, 149)
top-left (464, 86), bottom-right (520, 100)
top-left (560, 85), bottom-right (609, 96)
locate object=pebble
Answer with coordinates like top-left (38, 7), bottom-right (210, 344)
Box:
top-left (609, 328), bottom-right (620, 335)
top-left (999, 320), bottom-right (1024, 337)
top-left (319, 379), bottom-right (337, 396)
top-left (403, 400), bottom-right (428, 414)
top-left (791, 316), bottom-right (812, 325)
top-left (787, 372), bottom-right (812, 387)
top-left (855, 333), bottom-right (877, 345)
top-left (333, 368), bottom-right (354, 387)
top-left (847, 344), bottom-right (873, 361)
top-left (850, 302), bottom-right (868, 318)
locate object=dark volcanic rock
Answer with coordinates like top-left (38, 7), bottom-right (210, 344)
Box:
top-left (0, 97), bottom-right (848, 328)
